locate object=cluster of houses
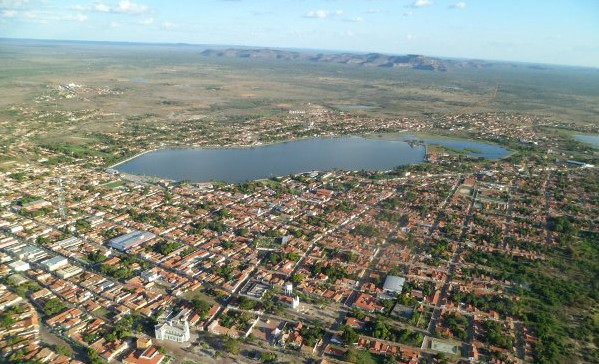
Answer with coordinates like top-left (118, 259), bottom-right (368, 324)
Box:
top-left (0, 136), bottom-right (596, 364)
top-left (0, 283), bottom-right (84, 363)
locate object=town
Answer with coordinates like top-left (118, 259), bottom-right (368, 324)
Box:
top-left (1, 101), bottom-right (598, 364)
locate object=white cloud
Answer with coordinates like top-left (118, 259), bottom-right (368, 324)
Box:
top-left (139, 16), bottom-right (153, 25)
top-left (411, 0), bottom-right (432, 8)
top-left (69, 4), bottom-right (87, 11)
top-left (304, 9), bottom-right (329, 18)
top-left (1, 9), bottom-right (17, 17)
top-left (1, 9), bottom-right (88, 22)
top-left (113, 0), bottom-right (147, 14)
top-left (304, 9), bottom-right (345, 19)
top-left (110, 20), bottom-right (121, 27)
top-left (451, 1), bottom-right (466, 9)
top-left (345, 16), bottom-right (363, 22)
top-left (0, 0), bottom-right (29, 8)
top-left (406, 33), bottom-right (414, 41)
top-left (62, 13), bottom-right (87, 22)
top-left (88, 1), bottom-right (148, 15)
top-left (161, 21), bottom-right (175, 29)
top-left (92, 2), bottom-right (111, 12)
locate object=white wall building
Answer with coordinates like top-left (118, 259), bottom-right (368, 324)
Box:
top-left (284, 282), bottom-right (293, 296)
top-left (57, 266), bottom-right (83, 279)
top-left (8, 260), bottom-right (30, 272)
top-left (41, 255), bottom-right (69, 271)
top-left (155, 319), bottom-right (190, 343)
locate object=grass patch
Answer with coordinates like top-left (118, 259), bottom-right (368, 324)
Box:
top-left (101, 180), bottom-right (125, 189)
top-left (355, 350), bottom-right (388, 364)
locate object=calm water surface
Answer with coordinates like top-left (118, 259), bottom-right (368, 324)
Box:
top-left (416, 137), bottom-right (509, 159)
top-left (574, 135), bottom-right (599, 148)
top-left (114, 136), bottom-right (507, 183)
top-left (115, 137), bottom-right (424, 183)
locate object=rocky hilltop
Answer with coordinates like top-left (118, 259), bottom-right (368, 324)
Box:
top-left (200, 48), bottom-right (450, 71)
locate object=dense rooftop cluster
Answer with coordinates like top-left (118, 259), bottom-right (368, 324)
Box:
top-left (1, 137), bottom-right (598, 364)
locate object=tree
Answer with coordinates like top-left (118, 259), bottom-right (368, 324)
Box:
top-left (86, 348), bottom-right (104, 364)
top-left (286, 251), bottom-right (300, 261)
top-left (154, 241), bottom-right (180, 255)
top-left (341, 325), bottom-right (358, 346)
top-left (345, 347), bottom-right (358, 363)
top-left (383, 356), bottom-right (398, 364)
top-left (191, 298), bottom-right (211, 319)
top-left (238, 296), bottom-right (257, 310)
top-left (43, 298), bottom-right (66, 316)
top-left (371, 318), bottom-right (392, 341)
top-left (290, 273), bottom-right (304, 285)
top-left (87, 251), bottom-right (106, 264)
top-left (55, 345), bottom-right (71, 356)
top-left (236, 228), bottom-right (249, 237)
top-left (223, 338), bottom-right (239, 355)
top-left (345, 250), bottom-right (356, 262)
top-left (84, 333), bottom-right (99, 344)
top-left (259, 351), bottom-right (277, 363)
top-left (435, 353), bottom-right (449, 364)
top-left (0, 313), bottom-right (15, 328)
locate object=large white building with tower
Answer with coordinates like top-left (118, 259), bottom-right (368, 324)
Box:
top-left (155, 319), bottom-right (190, 343)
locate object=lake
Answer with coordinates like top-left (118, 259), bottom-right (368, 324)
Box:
top-left (414, 137), bottom-right (509, 159)
top-left (574, 135), bottom-right (599, 148)
top-left (113, 136), bottom-right (508, 183)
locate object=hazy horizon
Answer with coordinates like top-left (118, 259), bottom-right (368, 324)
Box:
top-left (1, 0), bottom-right (598, 68)
top-left (2, 36), bottom-right (597, 71)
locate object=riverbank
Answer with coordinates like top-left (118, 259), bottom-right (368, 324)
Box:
top-left (107, 148), bottom-right (157, 169)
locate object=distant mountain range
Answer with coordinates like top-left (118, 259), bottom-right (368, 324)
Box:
top-left (199, 48), bottom-right (517, 72)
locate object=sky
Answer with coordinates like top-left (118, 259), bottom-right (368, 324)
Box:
top-left (1, 0), bottom-right (598, 67)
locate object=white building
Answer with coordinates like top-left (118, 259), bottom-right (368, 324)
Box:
top-left (284, 282), bottom-right (293, 296)
top-left (290, 296), bottom-right (300, 310)
top-left (16, 245), bottom-right (46, 262)
top-left (55, 236), bottom-right (82, 249)
top-left (379, 275), bottom-right (406, 300)
top-left (41, 255), bottom-right (69, 271)
top-left (8, 260), bottom-right (30, 272)
top-left (141, 269), bottom-right (160, 283)
top-left (280, 295), bottom-right (300, 310)
top-left (57, 265), bottom-right (83, 279)
top-left (155, 319), bottom-right (190, 343)
top-left (382, 275), bottom-right (405, 294)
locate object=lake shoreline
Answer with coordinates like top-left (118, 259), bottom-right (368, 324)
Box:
top-left (109, 134), bottom-right (508, 184)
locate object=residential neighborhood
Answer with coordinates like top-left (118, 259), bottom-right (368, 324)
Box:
top-left (1, 134), bottom-right (597, 363)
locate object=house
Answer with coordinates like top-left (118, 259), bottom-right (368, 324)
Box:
top-left (351, 293), bottom-right (383, 312)
top-left (141, 269), bottom-right (160, 283)
top-left (279, 295), bottom-right (300, 310)
top-left (123, 345), bottom-right (165, 364)
top-left (56, 266), bottom-right (83, 279)
top-left (468, 343), bottom-right (479, 361)
top-left (136, 337), bottom-right (152, 349)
